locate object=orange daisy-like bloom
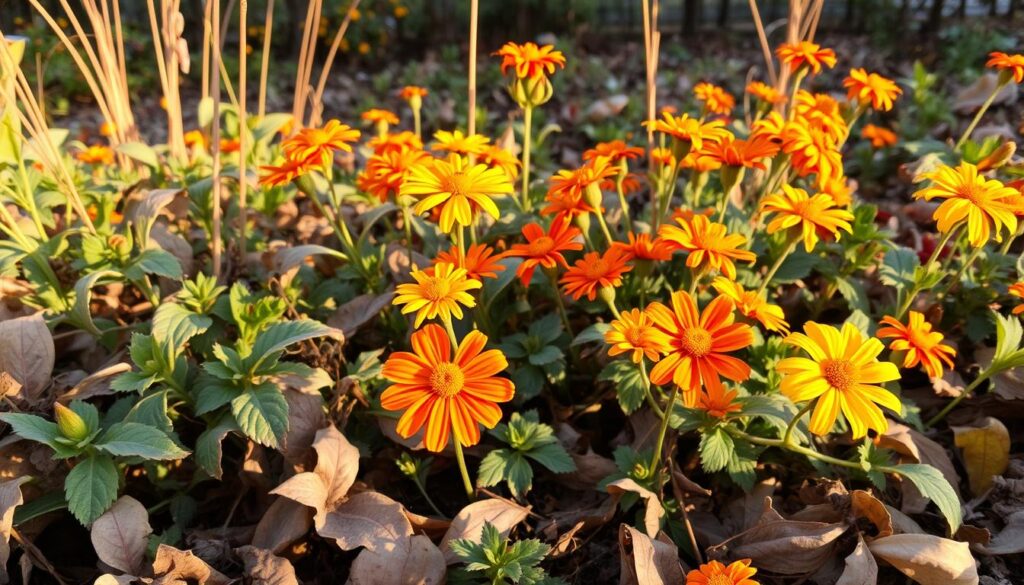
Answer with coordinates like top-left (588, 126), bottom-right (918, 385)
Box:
top-left (861, 124), bottom-right (898, 149)
top-left (560, 247), bottom-right (633, 301)
top-left (76, 145), bottom-right (114, 165)
top-left (819, 176), bottom-right (854, 208)
top-left (698, 134), bottom-right (780, 170)
top-left (584, 140), bottom-right (644, 163)
top-left (99, 121), bottom-right (117, 137)
top-left (393, 262), bottom-right (482, 327)
top-left (794, 91), bottom-right (846, 141)
top-left (680, 148), bottom-right (723, 173)
top-left (659, 215), bottom-right (756, 279)
top-left (760, 185), bottom-right (854, 252)
top-left (431, 130), bottom-right (491, 156)
top-left (612, 232), bottom-right (675, 263)
top-left (751, 111), bottom-right (787, 143)
top-left (542, 157), bottom-right (618, 219)
top-left (494, 41), bottom-right (566, 79)
top-left (401, 155), bottom-right (514, 233)
top-left (259, 156), bottom-right (318, 187)
top-left (281, 119), bottom-right (360, 165)
top-left (686, 559), bottom-right (759, 585)
top-left (479, 145), bottom-right (521, 180)
top-left (219, 138), bottom-right (241, 153)
top-left (433, 243), bottom-right (506, 281)
top-left (776, 40), bottom-right (837, 75)
top-left (986, 52), bottom-right (1024, 84)
top-left (746, 81), bottom-right (785, 105)
top-left (646, 292), bottom-right (754, 403)
top-left (357, 148), bottom-right (431, 202)
top-left (878, 311), bottom-right (956, 379)
top-left (540, 187), bottom-right (595, 221)
top-left (711, 276), bottom-right (790, 334)
top-left (506, 216), bottom-right (583, 286)
top-left (184, 129), bottom-right (208, 151)
top-left (694, 82), bottom-right (736, 116)
top-left (602, 173), bottom-right (644, 194)
top-left (361, 108), bottom-right (400, 126)
top-left (398, 85), bottom-right (429, 101)
top-left (649, 147), bottom-right (676, 168)
top-left (698, 386), bottom-right (744, 419)
top-left (1009, 282), bottom-right (1024, 315)
top-left (381, 324), bottom-right (514, 452)
top-left (778, 322), bottom-right (901, 439)
top-left (643, 113), bottom-right (731, 151)
top-left (605, 308), bottom-right (671, 363)
top-left (781, 122), bottom-right (843, 185)
top-left (368, 131), bottom-right (423, 156)
top-left (913, 162), bottom-right (1019, 247)
top-left (843, 68), bottom-right (902, 112)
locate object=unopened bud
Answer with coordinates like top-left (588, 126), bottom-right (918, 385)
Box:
top-left (510, 75), bottom-right (554, 109)
top-left (54, 403), bottom-right (90, 442)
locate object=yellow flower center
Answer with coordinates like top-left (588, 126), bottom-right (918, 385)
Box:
top-left (957, 183), bottom-right (986, 206)
top-left (625, 326), bottom-right (647, 348)
top-left (680, 327), bottom-right (712, 357)
top-left (429, 362), bottom-right (465, 397)
top-left (821, 358), bottom-right (856, 391)
top-left (440, 172), bottom-right (473, 197)
top-left (527, 236), bottom-right (556, 256)
top-left (420, 276), bottom-right (452, 301)
top-left (706, 573), bottom-right (733, 585)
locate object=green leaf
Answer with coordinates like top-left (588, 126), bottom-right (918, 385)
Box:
top-left (253, 113), bottom-right (293, 143)
top-left (476, 448), bottom-right (513, 488)
top-left (0, 413), bottom-right (62, 451)
top-left (94, 422), bottom-right (189, 460)
top-left (506, 455), bottom-right (534, 499)
top-left (528, 314), bottom-right (563, 344)
top-left (511, 365), bottom-right (544, 401)
top-left (195, 416), bottom-right (239, 479)
top-left (481, 258), bottom-right (522, 312)
top-left (116, 141), bottom-right (160, 169)
top-left (123, 390), bottom-right (174, 434)
top-left (231, 386), bottom-right (289, 448)
top-left (773, 251), bottom-right (820, 283)
top-left (880, 246), bottom-right (920, 290)
top-left (892, 463), bottom-right (962, 532)
top-left (194, 376), bottom-right (241, 415)
top-left (571, 323), bottom-right (611, 346)
top-left (598, 361), bottom-right (646, 414)
top-left (528, 345), bottom-right (562, 366)
top-left (698, 427), bottom-right (734, 473)
top-left (835, 278), bottom-right (869, 314)
top-left (64, 454), bottom-right (119, 524)
top-left (993, 311), bottom-right (1024, 365)
top-left (152, 302), bottom-right (213, 350)
top-left (131, 249), bottom-right (183, 280)
top-left (70, 270), bottom-right (121, 336)
top-left (525, 443), bottom-right (576, 474)
top-left (248, 319), bottom-right (341, 372)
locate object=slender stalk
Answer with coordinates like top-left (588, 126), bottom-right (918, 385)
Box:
top-left (649, 385), bottom-right (679, 478)
top-left (937, 244), bottom-right (983, 299)
top-left (892, 226), bottom-right (959, 320)
top-left (782, 401), bottom-right (814, 445)
top-left (257, 0), bottom-right (274, 118)
top-left (615, 173), bottom-right (633, 234)
top-left (955, 81), bottom-right (1007, 151)
top-left (925, 371), bottom-right (991, 428)
top-left (452, 438), bottom-right (475, 501)
top-left (411, 475), bottom-right (447, 518)
top-left (755, 237), bottom-right (799, 297)
top-left (310, 0), bottom-right (360, 126)
top-left (545, 268), bottom-right (573, 337)
top-left (639, 361), bottom-right (665, 419)
top-left (467, 0), bottom-right (478, 139)
top-left (594, 208), bottom-right (615, 246)
top-left (520, 105), bottom-right (533, 211)
top-left (238, 0), bottom-right (248, 259)
top-left (209, 0), bottom-right (223, 278)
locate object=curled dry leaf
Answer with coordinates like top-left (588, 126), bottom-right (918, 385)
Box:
top-left (317, 491), bottom-right (414, 554)
top-left (617, 524), bottom-right (684, 585)
top-left (251, 497), bottom-right (313, 555)
top-left (439, 498), bottom-right (531, 564)
top-left (880, 422), bottom-right (962, 513)
top-left (851, 490), bottom-right (893, 538)
top-left (868, 533), bottom-right (979, 585)
top-left (236, 545), bottom-right (299, 585)
top-left (0, 477), bottom-right (29, 585)
top-left (90, 496), bottom-right (152, 576)
top-left (836, 533), bottom-right (878, 585)
top-left (151, 544), bottom-right (231, 585)
top-left (271, 424), bottom-right (359, 524)
top-left (975, 509), bottom-right (1024, 556)
top-left (58, 363), bottom-right (132, 403)
top-left (952, 417), bottom-right (1010, 496)
top-left (270, 244), bottom-right (347, 289)
top-left (727, 497), bottom-right (848, 575)
top-left (606, 478), bottom-right (664, 538)
top-left (327, 291), bottom-right (395, 341)
top-left (0, 313), bottom-right (54, 404)
top-left (280, 386), bottom-right (328, 466)
top-left (953, 73), bottom-right (1017, 113)
top-left (348, 534), bottom-right (446, 585)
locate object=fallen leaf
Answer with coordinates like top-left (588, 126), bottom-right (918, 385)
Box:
top-left (952, 417), bottom-right (1010, 496)
top-left (318, 491), bottom-right (413, 553)
top-left (270, 424), bottom-right (360, 526)
top-left (836, 533), bottom-right (877, 585)
top-left (327, 291), bottom-right (394, 340)
top-left (879, 422), bottom-right (962, 513)
top-left (976, 509), bottom-right (1024, 556)
top-left (868, 534), bottom-right (978, 585)
top-left (954, 73), bottom-right (1018, 113)
top-left (236, 546), bottom-right (299, 585)
top-left (58, 363), bottom-right (132, 403)
top-left (851, 490), bottom-right (893, 538)
top-left (151, 544), bottom-right (231, 585)
top-left (0, 374), bottom-right (21, 399)
top-left (0, 477), bottom-right (29, 585)
top-left (280, 387), bottom-right (327, 466)
top-left (728, 497), bottom-right (848, 575)
top-left (270, 244), bottom-right (346, 289)
top-left (251, 497), bottom-right (312, 555)
top-left (0, 313), bottom-right (54, 404)
top-left (606, 478), bottom-right (664, 538)
top-left (348, 534), bottom-right (446, 585)
top-left (617, 524), bottom-right (684, 585)
top-left (90, 496), bottom-right (152, 576)
top-left (440, 498), bottom-right (530, 564)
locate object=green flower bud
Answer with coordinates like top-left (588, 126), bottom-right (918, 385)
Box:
top-left (509, 75), bottom-right (554, 109)
top-left (54, 403), bottom-right (90, 442)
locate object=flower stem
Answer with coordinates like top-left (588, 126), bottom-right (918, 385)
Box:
top-left (595, 209), bottom-right (615, 246)
top-left (639, 360), bottom-right (665, 419)
top-left (650, 385), bottom-right (679, 479)
top-left (937, 244), bottom-right (983, 300)
top-left (413, 107), bottom-right (422, 140)
top-left (520, 105), bottom-right (533, 211)
top-left (925, 370), bottom-right (992, 428)
top-left (955, 81), bottom-right (1007, 151)
top-left (893, 225), bottom-right (959, 320)
top-left (545, 267), bottom-right (573, 337)
top-left (755, 236), bottom-right (799, 297)
top-left (616, 174), bottom-right (633, 234)
top-left (452, 437), bottom-right (475, 501)
top-left (782, 401), bottom-right (814, 445)
top-left (412, 476), bottom-right (447, 518)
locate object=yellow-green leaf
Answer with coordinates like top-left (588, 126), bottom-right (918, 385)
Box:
top-left (952, 417), bottom-right (1010, 496)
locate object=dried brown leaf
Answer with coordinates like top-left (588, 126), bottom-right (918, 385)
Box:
top-left (151, 544), bottom-right (230, 585)
top-left (280, 387), bottom-right (327, 466)
top-left (606, 478), bottom-right (664, 538)
top-left (327, 291), bottom-right (395, 340)
top-left (617, 524), bottom-right (684, 585)
top-left (880, 422), bottom-right (962, 513)
top-left (58, 363), bottom-right (132, 403)
top-left (0, 477), bottom-right (29, 585)
top-left (836, 533), bottom-right (877, 585)
top-left (270, 424), bottom-right (359, 524)
top-left (319, 491), bottom-right (413, 553)
top-left (976, 510), bottom-right (1024, 556)
top-left (729, 497), bottom-right (848, 575)
top-left (251, 497), bottom-right (313, 555)
top-left (236, 546), bottom-right (299, 585)
top-left (348, 534), bottom-right (446, 585)
top-left (851, 490), bottom-right (893, 538)
top-left (868, 534), bottom-right (978, 585)
top-left (0, 313), bottom-right (54, 404)
top-left (952, 417), bottom-right (1010, 496)
top-left (90, 496), bottom-right (152, 576)
top-left (440, 498), bottom-right (531, 564)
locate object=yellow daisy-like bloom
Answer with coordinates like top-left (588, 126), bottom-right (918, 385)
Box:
top-left (781, 122), bottom-right (843, 185)
top-left (658, 215), bottom-right (756, 279)
top-left (778, 322), bottom-right (902, 439)
top-left (819, 176), bottom-right (854, 208)
top-left (643, 112), bottom-right (731, 151)
top-left (361, 108), bottom-right (400, 126)
top-left (479, 145), bottom-right (521, 180)
top-left (401, 155), bottom-right (514, 233)
top-left (605, 308), bottom-right (671, 363)
top-left (76, 145), bottom-right (115, 165)
top-left (746, 80), bottom-right (785, 105)
top-left (843, 68), bottom-right (902, 112)
top-left (794, 91), bottom-right (846, 141)
top-left (913, 162), bottom-right (1019, 247)
top-left (760, 185), bottom-right (854, 252)
top-left (430, 130), bottom-right (491, 156)
top-left (694, 82), bottom-right (735, 116)
top-left (878, 311), bottom-right (956, 379)
top-left (393, 262), bottom-right (482, 327)
top-left (1009, 282), bottom-right (1024, 315)
top-left (711, 276), bottom-right (790, 334)
top-left (775, 41), bottom-right (837, 75)
top-left (281, 119), bottom-right (360, 165)
top-left (686, 559), bottom-right (759, 585)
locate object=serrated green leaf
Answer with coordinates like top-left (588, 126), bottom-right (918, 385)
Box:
top-left (528, 345), bottom-right (562, 366)
top-left (95, 422), bottom-right (189, 460)
top-left (476, 448), bottom-right (513, 488)
top-left (132, 249), bottom-right (183, 280)
top-left (152, 302), bottom-right (212, 350)
top-left (64, 454), bottom-right (119, 524)
top-left (525, 443), bottom-right (576, 474)
top-left (248, 319), bottom-right (341, 372)
top-left (698, 427), bottom-right (734, 473)
top-left (571, 323), bottom-right (611, 346)
top-left (231, 386), bottom-right (289, 448)
top-left (879, 246), bottom-right (919, 290)
top-left (123, 390), bottom-right (174, 434)
top-left (506, 455), bottom-right (534, 499)
top-left (597, 361), bottom-right (646, 414)
top-left (893, 463), bottom-right (962, 532)
top-left (195, 416), bottom-right (239, 479)
top-left (0, 413), bottom-right (62, 450)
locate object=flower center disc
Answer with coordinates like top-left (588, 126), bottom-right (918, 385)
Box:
top-left (527, 236), bottom-right (556, 256)
top-left (441, 172), bottom-right (472, 198)
top-left (429, 362), bottom-right (465, 397)
top-left (583, 259), bottom-right (609, 279)
top-left (421, 276), bottom-right (452, 301)
top-left (707, 573), bottom-right (734, 585)
top-left (821, 358), bottom-right (855, 391)
top-left (680, 327), bottom-right (713, 357)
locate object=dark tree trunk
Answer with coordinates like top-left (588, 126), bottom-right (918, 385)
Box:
top-left (683, 0), bottom-right (701, 35)
top-left (925, 0), bottom-right (945, 36)
top-left (717, 0), bottom-right (730, 28)
top-left (957, 0), bottom-right (967, 18)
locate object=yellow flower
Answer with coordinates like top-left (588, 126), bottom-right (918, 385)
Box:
top-left (746, 81), bottom-right (784, 105)
top-left (778, 322), bottom-right (902, 438)
top-left (401, 155), bottom-right (514, 233)
top-left (843, 68), bottom-right (902, 112)
top-left (643, 113), bottom-right (730, 152)
top-left (76, 145), bottom-right (114, 165)
top-left (605, 308), bottom-right (671, 363)
top-left (711, 277), bottom-right (789, 334)
top-left (878, 312), bottom-right (956, 379)
top-left (393, 262), bottom-right (482, 327)
top-left (658, 215), bottom-right (756, 279)
top-left (693, 82), bottom-right (735, 116)
top-left (913, 162), bottom-right (1019, 247)
top-left (759, 185), bottom-right (854, 252)
top-left (431, 129), bottom-right (490, 156)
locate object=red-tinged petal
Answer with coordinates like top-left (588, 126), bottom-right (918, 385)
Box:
top-left (423, 398), bottom-right (451, 452)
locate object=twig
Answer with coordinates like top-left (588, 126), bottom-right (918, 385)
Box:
top-left (257, 0), bottom-right (274, 118)
top-left (669, 458), bottom-right (703, 564)
top-left (210, 0), bottom-right (223, 278)
top-left (238, 0), bottom-right (248, 258)
top-left (467, 0), bottom-right (478, 138)
top-left (310, 0), bottom-right (361, 126)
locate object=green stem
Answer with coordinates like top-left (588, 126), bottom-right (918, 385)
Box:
top-left (937, 244), bottom-right (983, 300)
top-left (655, 163), bottom-right (682, 230)
top-left (412, 477), bottom-right (447, 518)
top-left (520, 105), bottom-right (533, 211)
top-left (547, 269), bottom-right (573, 338)
top-left (925, 370), bottom-right (992, 428)
top-left (594, 209), bottom-right (615, 246)
top-left (615, 174), bottom-right (633, 234)
top-left (639, 360), bottom-right (665, 419)
top-left (650, 385), bottom-right (679, 479)
top-left (782, 401), bottom-right (814, 445)
top-left (955, 81), bottom-right (1007, 151)
top-left (755, 236), bottom-right (799, 297)
top-left (893, 226), bottom-right (959, 320)
top-left (452, 437), bottom-right (476, 501)
top-left (413, 107), bottom-right (422, 140)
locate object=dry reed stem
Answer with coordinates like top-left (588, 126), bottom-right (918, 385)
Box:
top-left (210, 0), bottom-right (224, 278)
top-left (310, 0), bottom-right (362, 127)
top-left (748, 0), bottom-right (778, 86)
top-left (468, 0), bottom-right (479, 138)
top-left (239, 0), bottom-right (248, 258)
top-left (257, 0), bottom-right (274, 118)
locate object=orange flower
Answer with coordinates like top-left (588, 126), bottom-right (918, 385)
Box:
top-left (776, 40), bottom-right (837, 75)
top-left (184, 129), bottom-right (209, 151)
top-left (99, 121), bottom-right (116, 137)
top-left (433, 243), bottom-right (506, 281)
top-left (698, 386), bottom-right (744, 419)
top-left (259, 157), bottom-right (318, 187)
top-left (479, 145), bottom-right (521, 180)
top-left (543, 157), bottom-right (617, 219)
top-left (1009, 282), bottom-right (1024, 314)
top-left (281, 119), bottom-right (360, 166)
top-left (751, 111), bottom-right (787, 143)
top-left (760, 185), bottom-right (854, 252)
top-left (794, 91), bottom-right (846, 141)
top-left (843, 68), bottom-right (902, 112)
top-left (219, 138), bottom-right (241, 153)
top-left (781, 122), bottom-right (843, 185)
top-left (686, 559), bottom-right (759, 585)
top-left (368, 131), bottom-right (424, 156)
top-left (658, 215), bottom-right (756, 279)
top-left (647, 292), bottom-right (754, 403)
top-left (560, 247), bottom-right (633, 301)
top-left (357, 148), bottom-right (431, 202)
top-left (506, 216), bottom-right (583, 286)
top-left (381, 324), bottom-right (514, 452)
top-left (712, 276), bottom-right (790, 334)
top-left (583, 140), bottom-right (644, 163)
top-left (649, 147), bottom-right (676, 167)
top-left (861, 124), bottom-right (898, 149)
top-left (401, 155), bottom-right (514, 233)
top-left (698, 134), bottom-right (780, 170)
top-left (398, 85), bottom-right (429, 101)
top-left (644, 113), bottom-right (730, 151)
top-left (602, 173), bottom-right (643, 194)
top-left (76, 145), bottom-right (114, 165)
top-left (494, 41), bottom-right (566, 79)
top-left (694, 82), bottom-right (735, 116)
top-left (746, 81), bottom-right (784, 105)
top-left (605, 309), bottom-right (671, 363)
top-left (986, 52), bottom-right (1024, 84)
top-left (394, 263), bottom-right (482, 327)
top-left (878, 311), bottom-right (956, 379)
top-left (819, 176), bottom-right (854, 208)
top-left (612, 232), bottom-right (675, 262)
top-left (431, 130), bottom-right (490, 156)
top-left (361, 108), bottom-right (400, 126)
top-left (680, 148), bottom-right (723, 173)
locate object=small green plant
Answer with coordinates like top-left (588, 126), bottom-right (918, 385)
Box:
top-left (476, 411), bottom-right (575, 499)
top-left (449, 522), bottom-right (564, 585)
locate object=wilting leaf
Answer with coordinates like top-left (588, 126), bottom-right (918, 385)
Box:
top-left (151, 544), bottom-right (231, 585)
top-left (0, 477), bottom-right (29, 585)
top-left (271, 425), bottom-right (360, 528)
top-left (327, 291), bottom-right (394, 340)
top-left (868, 534), bottom-right (978, 585)
top-left (318, 491), bottom-right (413, 554)
top-left (976, 509), bottom-right (1024, 556)
top-left (251, 497), bottom-right (313, 555)
top-left (236, 546), bottom-right (299, 585)
top-left (836, 533), bottom-right (877, 585)
top-left (0, 313), bottom-right (53, 403)
top-left (728, 497), bottom-right (847, 575)
top-left (90, 496), bottom-right (152, 575)
top-left (606, 478), bottom-right (664, 538)
top-left (952, 417), bottom-right (1010, 496)
top-left (348, 535), bottom-right (446, 585)
top-left (851, 490), bottom-right (893, 538)
top-left (440, 498), bottom-right (530, 564)
top-left (617, 524), bottom-right (684, 585)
